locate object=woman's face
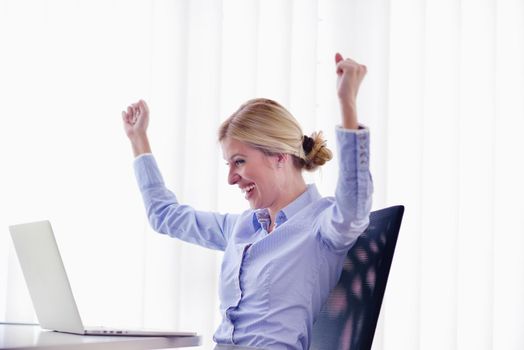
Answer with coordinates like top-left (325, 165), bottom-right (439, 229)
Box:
top-left (221, 137), bottom-right (282, 210)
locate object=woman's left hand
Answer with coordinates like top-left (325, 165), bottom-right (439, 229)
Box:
top-left (335, 53), bottom-right (367, 129)
top-left (335, 53), bottom-right (367, 106)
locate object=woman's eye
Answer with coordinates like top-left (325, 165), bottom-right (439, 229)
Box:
top-left (234, 159), bottom-right (245, 167)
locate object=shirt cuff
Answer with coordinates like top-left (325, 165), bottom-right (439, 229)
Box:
top-left (336, 124), bottom-right (370, 171)
top-left (133, 153), bottom-right (165, 191)
top-left (134, 152), bottom-right (153, 161)
top-left (335, 124), bottom-right (369, 134)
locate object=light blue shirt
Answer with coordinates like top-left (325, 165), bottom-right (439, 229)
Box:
top-left (134, 127), bottom-right (373, 350)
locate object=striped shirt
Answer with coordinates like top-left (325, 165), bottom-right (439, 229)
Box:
top-left (133, 126), bottom-right (373, 349)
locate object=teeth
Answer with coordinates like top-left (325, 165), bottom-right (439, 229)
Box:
top-left (241, 184), bottom-right (255, 194)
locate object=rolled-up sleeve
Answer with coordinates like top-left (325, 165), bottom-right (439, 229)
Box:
top-left (134, 154), bottom-right (237, 251)
top-left (319, 126), bottom-right (373, 252)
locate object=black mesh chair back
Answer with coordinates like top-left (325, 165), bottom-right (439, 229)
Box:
top-left (310, 205), bottom-right (404, 350)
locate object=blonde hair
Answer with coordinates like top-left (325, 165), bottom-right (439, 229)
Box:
top-left (218, 98), bottom-right (332, 171)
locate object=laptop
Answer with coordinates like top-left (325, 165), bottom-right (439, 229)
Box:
top-left (8, 220), bottom-right (196, 337)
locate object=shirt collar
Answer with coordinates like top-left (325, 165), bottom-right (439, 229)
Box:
top-left (252, 184), bottom-right (321, 231)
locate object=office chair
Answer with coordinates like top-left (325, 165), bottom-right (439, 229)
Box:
top-left (310, 205), bottom-right (404, 350)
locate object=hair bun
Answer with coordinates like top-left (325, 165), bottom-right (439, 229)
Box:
top-left (303, 131), bottom-right (333, 171)
top-left (302, 135), bottom-right (315, 155)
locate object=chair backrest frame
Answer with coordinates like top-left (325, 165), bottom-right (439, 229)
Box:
top-left (310, 205), bottom-right (404, 350)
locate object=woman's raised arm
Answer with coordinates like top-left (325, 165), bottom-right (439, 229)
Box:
top-left (335, 53), bottom-right (367, 130)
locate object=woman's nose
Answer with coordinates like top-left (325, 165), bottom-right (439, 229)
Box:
top-left (228, 169), bottom-right (240, 185)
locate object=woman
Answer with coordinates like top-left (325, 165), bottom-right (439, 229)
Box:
top-left (122, 53), bottom-right (372, 350)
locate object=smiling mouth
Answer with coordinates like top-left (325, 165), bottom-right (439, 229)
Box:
top-left (240, 184), bottom-right (256, 199)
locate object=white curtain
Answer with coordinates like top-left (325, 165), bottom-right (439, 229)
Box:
top-left (1, 1), bottom-right (523, 349)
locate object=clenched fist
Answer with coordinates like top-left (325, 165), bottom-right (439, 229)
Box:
top-left (335, 53), bottom-right (367, 129)
top-left (335, 53), bottom-right (366, 104)
top-left (122, 99), bottom-right (150, 139)
top-left (122, 99), bottom-right (152, 157)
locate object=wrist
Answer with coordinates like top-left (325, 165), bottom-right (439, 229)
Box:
top-left (130, 134), bottom-right (152, 157)
top-left (339, 101), bottom-right (359, 130)
top-left (338, 98), bottom-right (356, 110)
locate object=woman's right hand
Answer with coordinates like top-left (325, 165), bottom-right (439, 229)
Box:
top-left (122, 99), bottom-right (149, 139)
top-left (122, 99), bottom-right (152, 156)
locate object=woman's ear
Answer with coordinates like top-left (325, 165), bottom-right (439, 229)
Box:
top-left (276, 153), bottom-right (288, 168)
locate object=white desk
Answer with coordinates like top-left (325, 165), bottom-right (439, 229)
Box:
top-left (0, 324), bottom-right (202, 349)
